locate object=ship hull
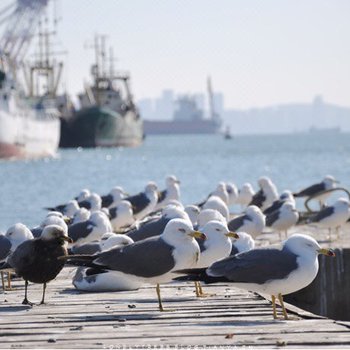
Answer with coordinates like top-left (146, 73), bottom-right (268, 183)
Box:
top-left (143, 119), bottom-right (220, 135)
top-left (0, 110), bottom-right (60, 159)
top-left (59, 106), bottom-right (143, 148)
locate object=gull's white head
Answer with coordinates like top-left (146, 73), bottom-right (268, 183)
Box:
top-left (100, 234), bottom-right (134, 251)
top-left (184, 205), bottom-right (200, 225)
top-left (197, 209), bottom-right (226, 228)
top-left (41, 224), bottom-right (72, 244)
top-left (5, 223), bottom-right (33, 249)
top-left (161, 218), bottom-right (206, 245)
top-left (162, 205), bottom-right (189, 220)
top-left (201, 220), bottom-right (238, 242)
top-left (284, 234), bottom-right (335, 258)
top-left (166, 175), bottom-right (180, 186)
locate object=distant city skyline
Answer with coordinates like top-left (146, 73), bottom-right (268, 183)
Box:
top-left (136, 90), bottom-right (350, 134)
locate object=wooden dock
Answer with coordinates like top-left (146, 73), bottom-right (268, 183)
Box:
top-left (1, 267), bottom-right (350, 349)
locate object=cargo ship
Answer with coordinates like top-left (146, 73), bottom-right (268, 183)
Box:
top-left (143, 77), bottom-right (222, 135)
top-left (59, 35), bottom-right (143, 148)
top-left (0, 0), bottom-right (60, 159)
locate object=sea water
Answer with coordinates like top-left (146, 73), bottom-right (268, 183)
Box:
top-left (1, 132), bottom-right (350, 232)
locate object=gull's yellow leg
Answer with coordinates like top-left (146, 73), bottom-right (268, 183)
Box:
top-left (156, 283), bottom-right (164, 311)
top-left (1, 272), bottom-right (5, 291)
top-left (7, 271), bottom-right (11, 290)
top-left (278, 293), bottom-right (289, 320)
top-left (272, 295), bottom-right (277, 319)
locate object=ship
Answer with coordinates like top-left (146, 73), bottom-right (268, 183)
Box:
top-left (0, 0), bottom-right (60, 159)
top-left (143, 77), bottom-right (222, 135)
top-left (59, 35), bottom-right (143, 148)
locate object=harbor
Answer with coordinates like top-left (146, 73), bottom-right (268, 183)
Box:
top-left (1, 215), bottom-right (350, 348)
top-left (1, 1), bottom-right (350, 349)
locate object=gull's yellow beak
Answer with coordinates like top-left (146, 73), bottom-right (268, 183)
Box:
top-left (225, 232), bottom-right (239, 239)
top-left (63, 216), bottom-right (72, 225)
top-left (63, 236), bottom-right (74, 243)
top-left (318, 248), bottom-right (336, 257)
top-left (189, 230), bottom-right (207, 240)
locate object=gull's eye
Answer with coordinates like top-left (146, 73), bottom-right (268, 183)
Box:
top-left (178, 228), bottom-right (186, 233)
top-left (8, 232), bottom-right (12, 236)
top-left (215, 228), bottom-right (221, 232)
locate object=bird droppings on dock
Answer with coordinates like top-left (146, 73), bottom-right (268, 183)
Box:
top-left (1, 267), bottom-right (350, 349)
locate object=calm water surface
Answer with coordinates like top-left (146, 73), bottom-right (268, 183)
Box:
top-left (1, 133), bottom-right (350, 231)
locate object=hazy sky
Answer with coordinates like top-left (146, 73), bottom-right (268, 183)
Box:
top-left (5, 0), bottom-right (350, 109)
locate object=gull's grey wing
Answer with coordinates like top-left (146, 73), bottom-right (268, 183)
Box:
top-left (124, 192), bottom-right (150, 214)
top-left (208, 247), bottom-right (298, 285)
top-left (68, 221), bottom-right (95, 242)
top-left (308, 206), bottom-right (335, 223)
top-left (157, 190), bottom-right (167, 204)
top-left (228, 214), bottom-right (251, 231)
top-left (266, 210), bottom-right (281, 227)
top-left (31, 227), bottom-right (43, 238)
top-left (263, 200), bottom-right (284, 215)
top-left (195, 237), bottom-right (208, 253)
top-left (294, 182), bottom-right (325, 197)
top-left (101, 194), bottom-right (113, 208)
top-left (0, 235), bottom-right (11, 261)
top-left (78, 200), bottom-right (92, 210)
top-left (71, 242), bottom-right (102, 255)
top-left (93, 236), bottom-right (175, 278)
top-left (249, 189), bottom-right (266, 208)
top-left (126, 216), bottom-right (170, 242)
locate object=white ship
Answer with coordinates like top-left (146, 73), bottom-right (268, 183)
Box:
top-left (0, 0), bottom-right (60, 159)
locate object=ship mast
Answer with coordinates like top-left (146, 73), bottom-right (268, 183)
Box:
top-left (207, 76), bottom-right (221, 125)
top-left (0, 0), bottom-right (50, 70)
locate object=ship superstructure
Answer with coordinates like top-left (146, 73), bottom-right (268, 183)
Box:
top-left (0, 0), bottom-right (60, 159)
top-left (143, 77), bottom-right (222, 135)
top-left (60, 35), bottom-right (143, 148)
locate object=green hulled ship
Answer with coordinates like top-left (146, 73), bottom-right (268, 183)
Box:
top-left (60, 36), bottom-right (143, 148)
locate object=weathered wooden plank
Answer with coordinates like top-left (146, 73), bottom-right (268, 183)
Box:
top-left (1, 260), bottom-right (350, 348)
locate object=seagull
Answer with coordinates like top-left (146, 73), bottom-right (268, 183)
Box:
top-left (126, 205), bottom-right (189, 242)
top-left (123, 182), bottom-right (159, 220)
top-left (202, 196), bottom-right (229, 221)
top-left (153, 175), bottom-right (181, 212)
top-left (72, 235), bottom-right (138, 292)
top-left (236, 183), bottom-right (255, 209)
top-left (78, 193), bottom-right (102, 212)
top-left (108, 200), bottom-right (135, 232)
top-left (31, 214), bottom-right (69, 238)
top-left (197, 182), bottom-right (229, 207)
top-left (71, 207), bottom-right (91, 224)
top-left (249, 176), bottom-right (279, 211)
top-left (75, 189), bottom-right (91, 202)
top-left (0, 224), bottom-right (33, 290)
top-left (226, 182), bottom-right (238, 206)
top-left (194, 221), bottom-right (238, 297)
top-left (229, 231), bottom-right (255, 256)
top-left (263, 190), bottom-right (295, 215)
top-left (45, 199), bottom-right (80, 217)
top-left (4, 225), bottom-right (72, 305)
top-left (101, 186), bottom-right (128, 208)
top-left (71, 233), bottom-right (134, 255)
top-left (293, 175), bottom-right (339, 208)
top-left (228, 205), bottom-right (265, 238)
top-left (197, 209), bottom-right (226, 228)
top-left (307, 197), bottom-right (350, 240)
top-left (266, 202), bottom-right (299, 239)
top-left (184, 205), bottom-right (200, 227)
top-left (174, 234), bottom-right (335, 320)
top-left (62, 218), bottom-right (206, 311)
top-left (68, 211), bottom-right (112, 245)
